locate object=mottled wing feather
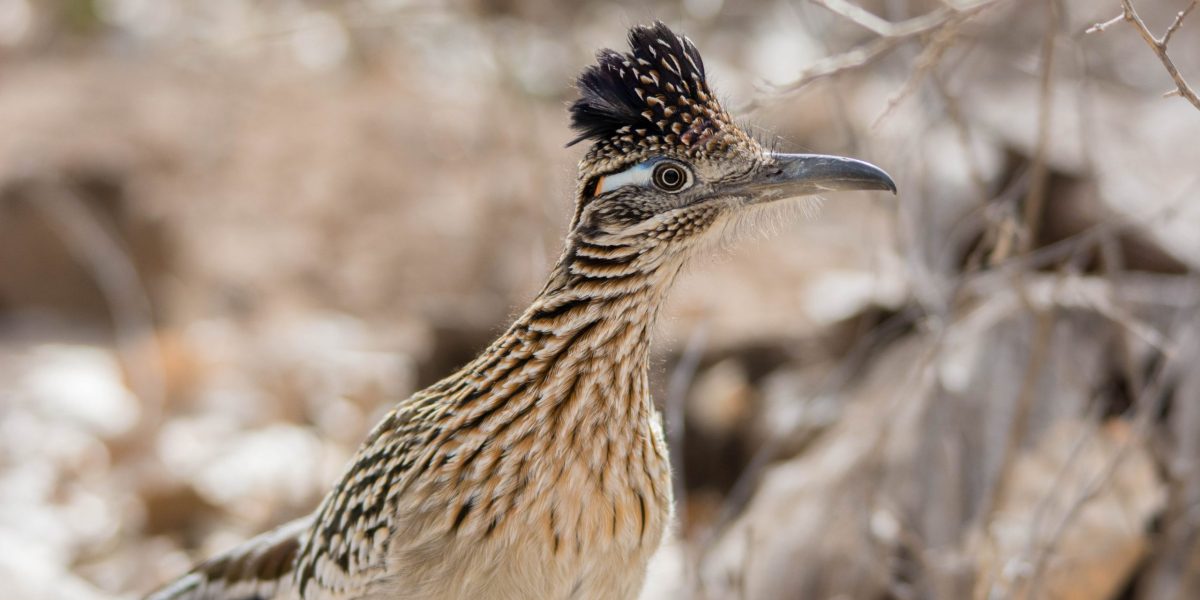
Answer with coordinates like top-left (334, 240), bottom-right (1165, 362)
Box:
top-left (146, 518), bottom-right (308, 600)
top-left (150, 385), bottom-right (452, 600)
top-left (292, 387), bottom-right (454, 597)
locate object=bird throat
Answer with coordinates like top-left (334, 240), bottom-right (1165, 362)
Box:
top-left (438, 236), bottom-right (680, 464)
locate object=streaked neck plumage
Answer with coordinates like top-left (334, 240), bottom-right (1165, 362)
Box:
top-left (289, 240), bottom-right (681, 594)
top-left (453, 232), bottom-right (684, 436)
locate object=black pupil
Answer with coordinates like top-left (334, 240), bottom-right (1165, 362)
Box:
top-left (658, 166), bottom-right (681, 188)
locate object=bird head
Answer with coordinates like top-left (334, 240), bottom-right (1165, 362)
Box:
top-left (566, 22), bottom-right (895, 257)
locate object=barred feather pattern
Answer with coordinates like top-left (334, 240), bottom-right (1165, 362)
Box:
top-left (149, 229), bottom-right (685, 600)
top-left (146, 20), bottom-right (763, 600)
top-left (146, 518), bottom-right (306, 600)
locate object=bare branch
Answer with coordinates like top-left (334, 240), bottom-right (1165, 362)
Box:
top-left (1162, 0), bottom-right (1198, 46)
top-left (809, 0), bottom-right (953, 38)
top-left (1085, 13), bottom-right (1124, 34)
top-left (743, 0), bottom-right (1000, 110)
top-left (30, 178), bottom-right (168, 434)
top-left (872, 18), bottom-right (965, 127)
top-left (666, 322), bottom-right (709, 549)
top-left (1090, 0), bottom-right (1200, 110)
top-left (742, 36), bottom-right (901, 111)
top-left (1019, 0), bottom-right (1060, 256)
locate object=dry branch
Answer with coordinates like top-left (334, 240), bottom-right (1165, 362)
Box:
top-left (31, 179), bottom-right (168, 434)
top-left (1089, 0), bottom-right (1200, 110)
top-left (1018, 0), bottom-right (1061, 256)
top-left (666, 323), bottom-right (709, 543)
top-left (743, 0), bottom-right (1000, 110)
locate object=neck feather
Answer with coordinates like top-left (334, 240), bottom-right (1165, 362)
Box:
top-left (365, 237), bottom-right (681, 541)
top-left (438, 237), bottom-right (681, 442)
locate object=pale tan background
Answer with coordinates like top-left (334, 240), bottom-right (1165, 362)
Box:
top-left (1, 0), bottom-right (1199, 598)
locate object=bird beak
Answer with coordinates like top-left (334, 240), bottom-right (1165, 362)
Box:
top-left (743, 153), bottom-right (897, 202)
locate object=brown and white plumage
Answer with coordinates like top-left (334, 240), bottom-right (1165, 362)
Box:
top-left (147, 21), bottom-right (895, 600)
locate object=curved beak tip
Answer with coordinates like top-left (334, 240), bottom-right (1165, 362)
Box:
top-left (880, 173), bottom-right (899, 195)
top-left (854, 169), bottom-right (899, 195)
top-left (760, 153), bottom-right (898, 198)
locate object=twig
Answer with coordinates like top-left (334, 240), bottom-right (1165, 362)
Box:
top-left (743, 0), bottom-right (1000, 111)
top-left (872, 15), bottom-right (966, 128)
top-left (809, 0), bottom-right (954, 38)
top-left (981, 306), bottom-right (1054, 522)
top-left (1019, 0), bottom-right (1060, 256)
top-left (1021, 410), bottom-right (1104, 597)
top-left (1089, 0), bottom-right (1200, 110)
top-left (1085, 13), bottom-right (1124, 33)
top-left (974, 174), bottom-right (1199, 277)
top-left (743, 36), bottom-right (902, 111)
top-left (931, 72), bottom-right (989, 203)
top-left (786, 0), bottom-right (864, 152)
top-left (1162, 0), bottom-right (1198, 46)
top-left (985, 10), bottom-right (1060, 528)
top-left (666, 322), bottom-right (709, 543)
top-left (31, 178), bottom-right (168, 434)
top-left (1024, 298), bottom-right (1188, 595)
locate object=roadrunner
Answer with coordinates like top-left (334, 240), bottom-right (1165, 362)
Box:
top-left (149, 22), bottom-right (895, 600)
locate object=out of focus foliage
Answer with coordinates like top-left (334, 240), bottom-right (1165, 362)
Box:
top-left (1, 0), bottom-right (1198, 598)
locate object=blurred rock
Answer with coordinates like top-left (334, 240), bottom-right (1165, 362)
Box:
top-left (0, 532), bottom-right (110, 600)
top-left (699, 336), bottom-right (932, 600)
top-left (700, 273), bottom-right (1191, 599)
top-left (690, 359), bottom-right (753, 439)
top-left (639, 534), bottom-right (688, 600)
top-left (973, 420), bottom-right (1165, 600)
top-left (19, 344), bottom-right (140, 438)
top-left (755, 367), bottom-right (842, 456)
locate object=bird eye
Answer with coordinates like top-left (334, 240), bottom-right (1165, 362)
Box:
top-left (652, 162), bottom-right (689, 192)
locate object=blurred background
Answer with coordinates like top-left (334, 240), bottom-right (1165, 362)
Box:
top-left (2, 0), bottom-right (1199, 598)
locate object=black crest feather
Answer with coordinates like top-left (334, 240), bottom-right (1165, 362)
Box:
top-left (568, 22), bottom-right (717, 148)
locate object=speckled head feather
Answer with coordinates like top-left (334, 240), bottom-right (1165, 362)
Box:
top-left (568, 22), bottom-right (759, 173)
